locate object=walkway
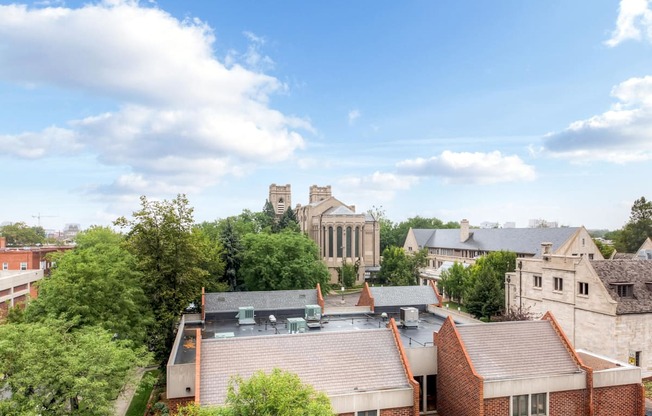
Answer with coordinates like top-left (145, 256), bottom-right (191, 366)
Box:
top-left (113, 365), bottom-right (158, 416)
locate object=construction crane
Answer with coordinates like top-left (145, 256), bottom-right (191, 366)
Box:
top-left (32, 213), bottom-right (57, 227)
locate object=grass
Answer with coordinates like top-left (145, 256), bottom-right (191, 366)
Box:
top-left (126, 369), bottom-right (160, 416)
top-left (442, 300), bottom-right (469, 313)
top-left (645, 380), bottom-right (652, 399)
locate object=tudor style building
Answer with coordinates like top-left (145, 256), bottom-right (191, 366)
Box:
top-left (270, 184), bottom-right (380, 283)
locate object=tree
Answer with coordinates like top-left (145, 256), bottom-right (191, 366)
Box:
top-left (219, 219), bottom-right (243, 291)
top-left (0, 320), bottom-right (149, 416)
top-left (177, 368), bottom-right (334, 416)
top-left (239, 232), bottom-right (330, 293)
top-left (24, 227), bottom-right (153, 345)
top-left (616, 196), bottom-right (652, 252)
top-left (115, 195), bottom-right (213, 361)
top-left (377, 246), bottom-right (426, 286)
top-left (0, 222), bottom-right (45, 246)
top-left (593, 238), bottom-right (615, 259)
top-left (439, 262), bottom-right (470, 303)
top-left (465, 251), bottom-right (516, 319)
top-left (337, 260), bottom-right (358, 288)
top-left (261, 199), bottom-right (277, 232)
top-left (277, 206), bottom-right (300, 233)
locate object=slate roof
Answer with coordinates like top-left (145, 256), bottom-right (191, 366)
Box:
top-left (410, 227), bottom-right (579, 257)
top-left (456, 320), bottom-right (581, 380)
top-left (590, 259), bottom-right (652, 314)
top-left (204, 289), bottom-right (318, 313)
top-left (325, 205), bottom-right (357, 216)
top-left (369, 285), bottom-right (439, 307)
top-left (612, 252), bottom-right (636, 260)
top-left (199, 329), bottom-right (410, 405)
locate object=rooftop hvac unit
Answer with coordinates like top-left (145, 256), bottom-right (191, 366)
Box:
top-left (287, 317), bottom-right (306, 334)
top-left (236, 306), bottom-right (255, 325)
top-left (305, 305), bottom-right (321, 321)
top-left (400, 307), bottom-right (419, 328)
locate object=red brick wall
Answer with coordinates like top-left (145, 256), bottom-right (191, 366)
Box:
top-left (435, 317), bottom-right (484, 416)
top-left (380, 406), bottom-right (415, 416)
top-left (428, 280), bottom-right (443, 306)
top-left (484, 397), bottom-right (509, 415)
top-left (594, 383), bottom-right (644, 416)
top-left (549, 390), bottom-right (587, 416)
top-left (356, 282), bottom-right (375, 311)
top-left (316, 283), bottom-right (325, 312)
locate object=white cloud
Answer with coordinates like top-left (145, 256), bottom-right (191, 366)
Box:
top-left (339, 172), bottom-right (420, 202)
top-left (396, 151), bottom-right (536, 184)
top-left (0, 2), bottom-right (308, 195)
top-left (605, 0), bottom-right (652, 47)
top-left (542, 76), bottom-right (652, 163)
top-left (348, 109), bottom-right (361, 125)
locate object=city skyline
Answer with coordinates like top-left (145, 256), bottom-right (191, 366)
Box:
top-left (1, 0), bottom-right (651, 231)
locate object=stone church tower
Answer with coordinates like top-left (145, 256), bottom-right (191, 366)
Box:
top-left (268, 184), bottom-right (291, 217)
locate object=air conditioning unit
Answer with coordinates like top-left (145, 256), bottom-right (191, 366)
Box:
top-left (287, 317), bottom-right (306, 334)
top-left (236, 306), bottom-right (255, 325)
top-left (400, 307), bottom-right (419, 328)
top-left (305, 305), bottom-right (321, 321)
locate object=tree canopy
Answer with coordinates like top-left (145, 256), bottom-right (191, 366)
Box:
top-left (378, 246), bottom-right (427, 286)
top-left (239, 231), bottom-right (330, 292)
top-left (177, 368), bottom-right (334, 416)
top-left (0, 222), bottom-right (46, 246)
top-left (615, 196), bottom-right (652, 253)
top-left (465, 251), bottom-right (516, 319)
top-left (24, 226), bottom-right (153, 345)
top-left (439, 262), bottom-right (470, 303)
top-left (0, 320), bottom-right (149, 416)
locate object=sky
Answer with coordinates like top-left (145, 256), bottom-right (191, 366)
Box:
top-left (1, 0), bottom-right (652, 232)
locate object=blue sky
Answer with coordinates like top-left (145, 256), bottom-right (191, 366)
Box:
top-left (1, 0), bottom-right (651, 232)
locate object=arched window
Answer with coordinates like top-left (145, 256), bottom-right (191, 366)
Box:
top-left (346, 226), bottom-right (352, 257)
top-left (328, 227), bottom-right (334, 258)
top-left (337, 227), bottom-right (343, 258)
top-left (355, 226), bottom-right (360, 257)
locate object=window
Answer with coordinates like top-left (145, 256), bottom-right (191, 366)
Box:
top-left (512, 393), bottom-right (547, 416)
top-left (533, 275), bottom-right (542, 288)
top-left (554, 277), bottom-right (563, 291)
top-left (578, 282), bottom-right (589, 296)
top-left (357, 411), bottom-right (377, 416)
top-left (614, 284), bottom-right (634, 298)
top-left (588, 253), bottom-right (594, 260)
top-left (20, 262), bottom-right (28, 270)
top-left (2, 262), bottom-right (7, 270)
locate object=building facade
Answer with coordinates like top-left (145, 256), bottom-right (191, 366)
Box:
top-left (0, 269), bottom-right (43, 318)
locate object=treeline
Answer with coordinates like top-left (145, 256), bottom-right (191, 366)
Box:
top-left (597, 196), bottom-right (652, 254)
top-left (0, 195), bottom-right (330, 415)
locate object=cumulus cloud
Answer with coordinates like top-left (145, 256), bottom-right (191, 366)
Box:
top-left (339, 172), bottom-right (419, 201)
top-left (348, 109), bottom-right (361, 125)
top-left (605, 0), bottom-right (652, 47)
top-left (542, 76), bottom-right (652, 162)
top-left (396, 151), bottom-right (536, 184)
top-left (0, 1), bottom-right (308, 195)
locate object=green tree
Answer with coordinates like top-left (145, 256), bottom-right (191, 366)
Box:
top-left (219, 218), bottom-right (243, 291)
top-left (593, 238), bottom-right (615, 259)
top-left (261, 199), bottom-right (277, 232)
top-left (239, 232), bottom-right (330, 293)
top-left (178, 368), bottom-right (334, 416)
top-left (0, 320), bottom-right (149, 416)
top-left (115, 195), bottom-right (212, 361)
top-left (24, 227), bottom-right (153, 345)
top-left (0, 222), bottom-right (46, 246)
top-left (465, 251), bottom-right (516, 319)
top-left (439, 262), bottom-right (470, 303)
top-left (616, 196), bottom-right (652, 253)
top-left (337, 260), bottom-right (358, 288)
top-left (278, 206), bottom-right (300, 233)
top-left (391, 217), bottom-right (459, 249)
top-left (378, 246), bottom-right (426, 286)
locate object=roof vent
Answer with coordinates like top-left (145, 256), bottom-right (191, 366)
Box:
top-left (305, 305), bottom-right (322, 329)
top-left (399, 307), bottom-right (419, 328)
top-left (236, 306), bottom-right (255, 325)
top-left (217, 296), bottom-right (226, 302)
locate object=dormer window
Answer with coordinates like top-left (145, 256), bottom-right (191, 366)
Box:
top-left (612, 283), bottom-right (634, 298)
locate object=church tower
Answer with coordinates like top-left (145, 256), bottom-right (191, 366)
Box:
top-left (268, 184), bottom-right (292, 217)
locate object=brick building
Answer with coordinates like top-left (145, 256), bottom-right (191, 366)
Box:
top-left (0, 269), bottom-right (43, 318)
top-left (434, 313), bottom-right (644, 416)
top-left (0, 237), bottom-right (72, 274)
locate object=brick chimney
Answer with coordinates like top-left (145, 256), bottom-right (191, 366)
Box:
top-left (460, 219), bottom-right (470, 242)
top-left (0, 236), bottom-right (5, 249)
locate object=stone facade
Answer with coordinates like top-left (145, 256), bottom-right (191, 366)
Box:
top-left (291, 184), bottom-right (380, 284)
top-left (268, 183), bottom-right (291, 217)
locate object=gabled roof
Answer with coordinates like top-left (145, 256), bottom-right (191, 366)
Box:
top-left (199, 329), bottom-right (410, 405)
top-left (204, 289), bottom-right (318, 314)
top-left (590, 259), bottom-right (652, 314)
top-left (410, 227), bottom-right (579, 257)
top-left (369, 285), bottom-right (439, 307)
top-left (456, 320), bottom-right (581, 380)
top-left (325, 205), bottom-right (357, 216)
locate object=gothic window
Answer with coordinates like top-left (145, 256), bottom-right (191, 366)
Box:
top-left (355, 226), bottom-right (360, 257)
top-left (337, 227), bottom-right (343, 258)
top-left (346, 226), bottom-right (352, 257)
top-left (328, 227), bottom-right (333, 258)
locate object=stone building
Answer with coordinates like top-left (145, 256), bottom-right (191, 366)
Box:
top-left (507, 238), bottom-right (652, 377)
top-left (273, 184), bottom-right (380, 284)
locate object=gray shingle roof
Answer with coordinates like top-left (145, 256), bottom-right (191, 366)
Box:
top-left (411, 227), bottom-right (579, 257)
top-left (204, 289), bottom-right (318, 313)
top-left (326, 205), bottom-right (357, 216)
top-left (590, 259), bottom-right (652, 314)
top-left (369, 285), bottom-right (439, 307)
top-left (456, 320), bottom-right (581, 380)
top-left (199, 329), bottom-right (410, 405)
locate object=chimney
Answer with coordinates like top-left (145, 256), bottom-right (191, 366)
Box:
top-left (541, 242), bottom-right (553, 260)
top-left (460, 219), bottom-right (469, 242)
top-left (0, 236), bottom-right (5, 249)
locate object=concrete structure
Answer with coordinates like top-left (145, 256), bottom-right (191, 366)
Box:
top-left (0, 269), bottom-right (43, 318)
top-left (435, 313), bottom-right (644, 416)
top-left (405, 222), bottom-right (602, 284)
top-left (292, 184), bottom-right (380, 283)
top-left (509, 244), bottom-right (652, 377)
